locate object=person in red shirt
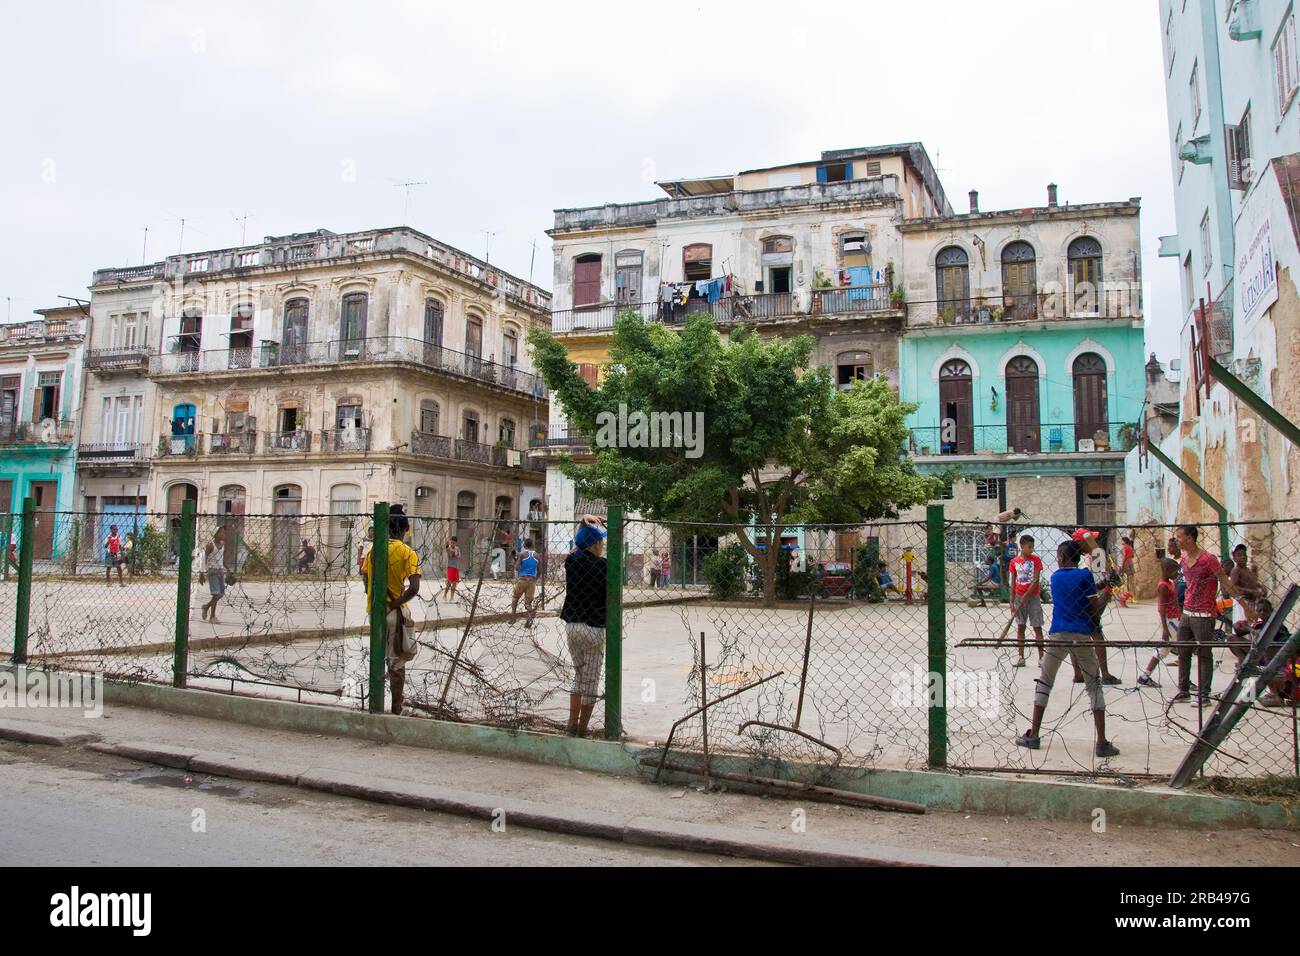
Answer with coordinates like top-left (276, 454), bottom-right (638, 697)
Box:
top-left (1172, 524), bottom-right (1240, 703)
top-left (1007, 534), bottom-right (1045, 668)
top-left (1137, 558), bottom-right (1181, 687)
top-left (104, 524), bottom-right (126, 587)
top-left (1119, 535), bottom-right (1137, 606)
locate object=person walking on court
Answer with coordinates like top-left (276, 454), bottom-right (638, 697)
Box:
top-left (561, 516), bottom-right (607, 737)
top-left (1007, 534), bottom-right (1045, 667)
top-left (1015, 539), bottom-right (1120, 759)
top-left (442, 534), bottom-right (462, 601)
top-left (1172, 524), bottom-right (1241, 703)
top-left (511, 538), bottom-right (540, 627)
top-left (104, 524), bottom-right (126, 587)
top-left (200, 527), bottom-right (228, 623)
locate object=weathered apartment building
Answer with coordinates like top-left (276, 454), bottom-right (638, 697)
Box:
top-left (0, 305), bottom-right (86, 558)
top-left (1136, 0), bottom-right (1300, 547)
top-left (80, 226), bottom-right (550, 566)
top-left (539, 143), bottom-right (952, 535)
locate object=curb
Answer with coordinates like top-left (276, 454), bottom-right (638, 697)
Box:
top-left (0, 718), bottom-right (101, 748)
top-left (81, 742), bottom-right (1009, 866)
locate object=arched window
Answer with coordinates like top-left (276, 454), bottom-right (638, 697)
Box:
top-left (1005, 356), bottom-right (1041, 453)
top-left (328, 483), bottom-right (363, 562)
top-left (935, 246), bottom-right (970, 323)
top-left (423, 299), bottom-right (444, 365)
top-left (271, 484), bottom-right (303, 572)
top-left (1068, 237), bottom-right (1103, 314)
top-left (498, 417), bottom-right (516, 448)
top-left (501, 325), bottom-right (520, 389)
top-left (170, 402), bottom-right (196, 452)
top-left (465, 313), bottom-right (483, 362)
top-left (462, 408), bottom-right (480, 443)
top-left (229, 302), bottom-right (254, 368)
top-left (760, 237), bottom-right (792, 294)
top-left (339, 292), bottom-right (368, 359)
top-left (178, 307), bottom-right (202, 371)
top-left (573, 254), bottom-right (602, 308)
top-left (1072, 353), bottom-right (1109, 448)
top-left (1001, 241), bottom-right (1038, 321)
top-left (456, 491), bottom-right (477, 540)
top-left (419, 399), bottom-right (439, 435)
top-left (282, 298), bottom-right (309, 364)
top-left (938, 359), bottom-right (973, 455)
top-left (615, 250), bottom-right (642, 305)
top-left (836, 350), bottom-right (874, 390)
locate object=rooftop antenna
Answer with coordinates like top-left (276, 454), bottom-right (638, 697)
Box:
top-left (390, 180), bottom-right (427, 225)
top-left (141, 226), bottom-right (149, 264)
top-left (482, 230), bottom-right (495, 264)
top-left (235, 211), bottom-right (253, 246)
top-left (528, 239), bottom-right (537, 285)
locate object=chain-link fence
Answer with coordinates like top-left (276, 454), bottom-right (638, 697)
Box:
top-left (942, 517), bottom-right (1300, 782)
top-left (4, 502), bottom-right (1297, 786)
top-left (625, 517), bottom-right (936, 785)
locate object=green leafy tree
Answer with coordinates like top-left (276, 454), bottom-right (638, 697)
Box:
top-left (530, 312), bottom-right (943, 606)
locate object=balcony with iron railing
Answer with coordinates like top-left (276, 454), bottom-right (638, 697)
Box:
top-left (322, 427), bottom-right (371, 453)
top-left (411, 430), bottom-right (543, 472)
top-left (266, 430), bottom-right (312, 453)
top-left (907, 421), bottom-right (1133, 458)
top-left (208, 431), bottom-right (258, 455)
top-left (910, 285), bottom-right (1142, 330)
top-left (552, 282), bottom-right (896, 334)
top-left (527, 429), bottom-right (594, 458)
top-left (77, 442), bottom-right (147, 465)
top-left (149, 335), bottom-right (546, 399)
top-left (85, 345), bottom-right (151, 372)
top-left (0, 419), bottom-right (77, 445)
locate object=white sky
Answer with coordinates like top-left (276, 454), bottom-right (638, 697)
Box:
top-left (0, 0), bottom-right (1180, 359)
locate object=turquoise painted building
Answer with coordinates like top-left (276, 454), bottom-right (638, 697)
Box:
top-left (899, 321), bottom-right (1145, 462)
top-left (0, 307), bottom-right (87, 560)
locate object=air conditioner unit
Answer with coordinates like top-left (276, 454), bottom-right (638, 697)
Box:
top-left (415, 486), bottom-right (430, 498)
top-left (1240, 158), bottom-right (1254, 182)
top-left (1077, 439), bottom-right (1096, 453)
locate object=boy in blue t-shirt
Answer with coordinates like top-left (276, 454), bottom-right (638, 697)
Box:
top-left (511, 538), bottom-right (540, 628)
top-left (1014, 540), bottom-right (1120, 759)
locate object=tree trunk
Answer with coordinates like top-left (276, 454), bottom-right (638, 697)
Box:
top-left (760, 546), bottom-right (778, 607)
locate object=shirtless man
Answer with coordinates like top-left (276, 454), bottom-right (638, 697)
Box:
top-left (1227, 544), bottom-right (1264, 630)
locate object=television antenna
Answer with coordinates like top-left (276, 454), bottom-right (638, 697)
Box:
top-left (390, 180), bottom-right (428, 225)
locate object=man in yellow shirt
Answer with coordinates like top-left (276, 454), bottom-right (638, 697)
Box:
top-left (360, 505), bottom-right (422, 715)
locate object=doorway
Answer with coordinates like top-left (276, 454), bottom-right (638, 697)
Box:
top-left (29, 481), bottom-right (56, 560)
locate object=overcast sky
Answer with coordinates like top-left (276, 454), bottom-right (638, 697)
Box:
top-left (0, 0), bottom-right (1179, 359)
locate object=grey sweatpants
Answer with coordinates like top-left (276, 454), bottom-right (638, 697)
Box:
top-left (1034, 631), bottom-right (1105, 712)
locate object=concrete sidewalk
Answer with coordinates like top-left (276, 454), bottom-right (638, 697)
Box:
top-left (1, 704), bottom-right (1297, 866)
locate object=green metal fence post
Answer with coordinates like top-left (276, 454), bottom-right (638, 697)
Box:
top-left (172, 499), bottom-right (196, 688)
top-left (12, 497), bottom-right (35, 664)
top-left (604, 505), bottom-right (625, 740)
top-left (926, 503), bottom-right (948, 769)
top-left (368, 502), bottom-right (390, 714)
top-left (1145, 439), bottom-right (1232, 559)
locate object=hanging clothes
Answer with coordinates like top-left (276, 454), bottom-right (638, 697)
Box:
top-left (707, 279), bottom-right (721, 303)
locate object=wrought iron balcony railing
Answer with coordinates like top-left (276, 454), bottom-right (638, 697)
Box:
top-left (907, 421), bottom-right (1133, 457)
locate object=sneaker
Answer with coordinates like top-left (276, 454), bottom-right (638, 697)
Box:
top-left (1170, 691), bottom-right (1192, 702)
top-left (1101, 675), bottom-right (1123, 686)
top-left (1013, 658), bottom-right (1026, 668)
top-left (1137, 673), bottom-right (1160, 688)
top-left (1095, 740), bottom-right (1120, 758)
top-left (1260, 691), bottom-right (1285, 708)
top-left (1073, 676), bottom-right (1085, 684)
top-left (1014, 732), bottom-right (1041, 750)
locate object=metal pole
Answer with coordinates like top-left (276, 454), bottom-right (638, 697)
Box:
top-left (699, 630), bottom-right (710, 790)
top-left (70, 518), bottom-right (79, 576)
top-left (1208, 356), bottom-right (1300, 449)
top-left (1144, 438), bottom-right (1231, 559)
top-left (926, 504), bottom-right (947, 769)
top-left (604, 505), bottom-right (625, 739)
top-left (12, 497), bottom-right (35, 663)
top-left (368, 502), bottom-right (389, 714)
top-left (172, 499), bottom-right (196, 687)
